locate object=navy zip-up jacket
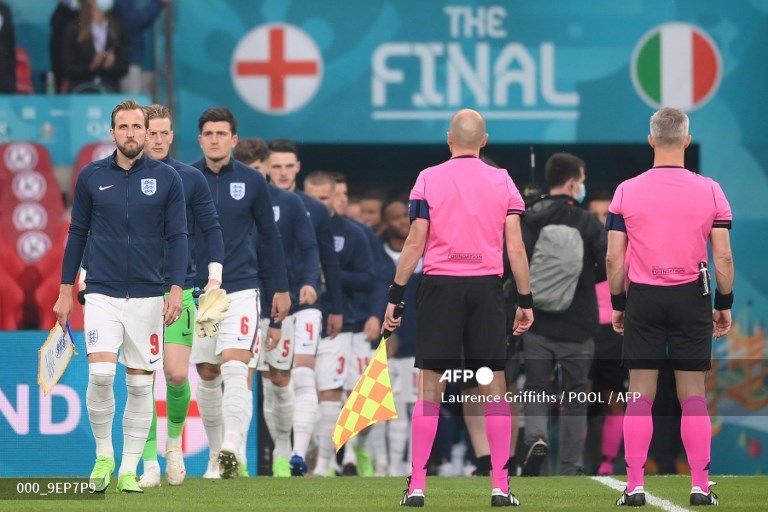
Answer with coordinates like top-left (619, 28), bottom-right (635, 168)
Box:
top-left (296, 189), bottom-right (343, 315)
top-left (190, 158), bottom-right (287, 294)
top-left (351, 219), bottom-right (387, 320)
top-left (375, 234), bottom-right (422, 358)
top-left (257, 184), bottom-right (321, 317)
top-left (162, 157), bottom-right (224, 290)
top-left (320, 215), bottom-right (375, 333)
top-left (62, 152), bottom-right (188, 297)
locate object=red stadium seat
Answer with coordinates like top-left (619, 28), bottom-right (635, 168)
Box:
top-left (34, 220), bottom-right (70, 282)
top-left (0, 266), bottom-right (25, 330)
top-left (0, 142), bottom-right (65, 266)
top-left (70, 141), bottom-right (116, 201)
top-left (35, 273), bottom-right (84, 331)
top-left (15, 48), bottom-right (34, 95)
top-left (0, 229), bottom-right (28, 283)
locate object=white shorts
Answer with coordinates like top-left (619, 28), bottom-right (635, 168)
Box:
top-left (315, 332), bottom-right (353, 391)
top-left (251, 316), bottom-right (296, 371)
top-left (84, 293), bottom-right (165, 371)
top-left (190, 289), bottom-right (260, 365)
top-left (389, 356), bottom-right (419, 404)
top-left (293, 308), bottom-right (322, 356)
top-left (344, 332), bottom-right (373, 391)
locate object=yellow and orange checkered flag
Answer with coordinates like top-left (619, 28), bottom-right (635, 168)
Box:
top-left (333, 303), bottom-right (404, 452)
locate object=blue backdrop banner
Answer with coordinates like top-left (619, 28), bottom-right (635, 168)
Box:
top-left (0, 330), bottom-right (258, 477)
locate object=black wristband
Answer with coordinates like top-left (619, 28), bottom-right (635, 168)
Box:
top-left (611, 292), bottom-right (627, 312)
top-left (714, 290), bottom-right (733, 311)
top-left (77, 289), bottom-right (86, 306)
top-left (517, 292), bottom-right (533, 309)
top-left (388, 283), bottom-right (406, 305)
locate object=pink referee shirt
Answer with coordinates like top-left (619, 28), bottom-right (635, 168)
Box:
top-left (409, 155), bottom-right (525, 277)
top-left (608, 166), bottom-right (732, 286)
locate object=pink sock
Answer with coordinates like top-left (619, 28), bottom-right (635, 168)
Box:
top-left (623, 395), bottom-right (653, 492)
top-left (599, 413), bottom-right (624, 474)
top-left (681, 396), bottom-right (711, 493)
top-left (409, 400), bottom-right (440, 493)
top-left (484, 401), bottom-right (511, 493)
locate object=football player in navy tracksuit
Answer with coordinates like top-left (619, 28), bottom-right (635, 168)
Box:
top-left (187, 107), bottom-right (289, 480)
top-left (267, 139), bottom-right (345, 476)
top-left (302, 170), bottom-right (375, 477)
top-left (55, 100), bottom-right (188, 493)
top-left (234, 137), bottom-right (321, 477)
top-left (376, 199), bottom-right (422, 476)
top-left (137, 104), bottom-right (225, 487)
top-left (329, 172), bottom-right (389, 476)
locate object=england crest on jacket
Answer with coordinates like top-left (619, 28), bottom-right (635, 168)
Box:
top-left (141, 179), bottom-right (156, 196)
top-left (230, 182), bottom-right (245, 200)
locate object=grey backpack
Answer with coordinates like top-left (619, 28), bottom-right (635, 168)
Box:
top-left (529, 220), bottom-right (585, 312)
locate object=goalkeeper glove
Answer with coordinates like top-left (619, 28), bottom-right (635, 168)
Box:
top-left (196, 288), bottom-right (231, 337)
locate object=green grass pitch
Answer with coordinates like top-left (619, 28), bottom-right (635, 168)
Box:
top-left (2, 475), bottom-right (765, 511)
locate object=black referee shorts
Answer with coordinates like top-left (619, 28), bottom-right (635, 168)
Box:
top-left (622, 281), bottom-right (713, 371)
top-left (415, 275), bottom-right (507, 372)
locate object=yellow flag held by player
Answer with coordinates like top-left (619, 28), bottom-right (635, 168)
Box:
top-left (333, 337), bottom-right (398, 452)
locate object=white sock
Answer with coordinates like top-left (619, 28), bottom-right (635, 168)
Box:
top-left (261, 377), bottom-right (277, 445)
top-left (368, 422), bottom-right (388, 470)
top-left (220, 361), bottom-right (250, 453)
top-left (119, 373), bottom-right (154, 476)
top-left (86, 362), bottom-right (116, 458)
top-left (197, 375), bottom-right (223, 456)
top-left (291, 367), bottom-right (318, 459)
top-left (314, 400), bottom-right (341, 475)
top-left (272, 381), bottom-right (295, 459)
top-left (388, 400), bottom-right (411, 475)
top-left (240, 422), bottom-right (248, 463)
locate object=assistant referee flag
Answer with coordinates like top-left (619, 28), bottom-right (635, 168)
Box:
top-left (333, 337), bottom-right (398, 452)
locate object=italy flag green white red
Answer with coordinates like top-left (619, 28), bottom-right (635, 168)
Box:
top-left (631, 23), bottom-right (721, 111)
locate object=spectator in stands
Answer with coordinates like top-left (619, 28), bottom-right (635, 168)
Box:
top-left (50, 0), bottom-right (80, 93)
top-left (113, 0), bottom-right (171, 94)
top-left (61, 0), bottom-right (131, 93)
top-left (0, 1), bottom-right (16, 93)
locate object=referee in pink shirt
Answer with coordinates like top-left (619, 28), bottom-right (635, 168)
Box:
top-left (383, 109), bottom-right (533, 507)
top-left (606, 108), bottom-right (734, 507)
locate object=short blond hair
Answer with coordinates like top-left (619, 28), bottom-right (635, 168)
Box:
top-left (143, 104), bottom-right (172, 125)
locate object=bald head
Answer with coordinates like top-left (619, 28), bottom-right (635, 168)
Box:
top-left (448, 109), bottom-right (488, 151)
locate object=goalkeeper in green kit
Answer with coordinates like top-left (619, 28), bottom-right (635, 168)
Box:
top-left (138, 105), bottom-right (226, 487)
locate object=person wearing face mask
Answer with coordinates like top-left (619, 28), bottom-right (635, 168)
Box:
top-left (517, 152), bottom-right (607, 477)
top-left (61, 0), bottom-right (131, 93)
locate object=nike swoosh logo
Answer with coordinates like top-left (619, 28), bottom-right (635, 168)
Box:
top-left (237, 336), bottom-right (251, 342)
top-left (149, 358), bottom-right (161, 364)
top-left (182, 332), bottom-right (192, 337)
top-left (99, 185), bottom-right (114, 191)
